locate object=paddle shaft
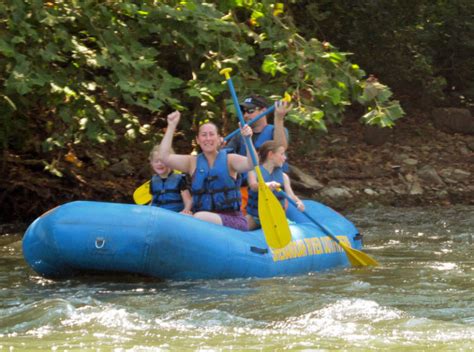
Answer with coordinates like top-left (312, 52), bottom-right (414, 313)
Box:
top-left (223, 105), bottom-right (275, 142)
top-left (280, 191), bottom-right (379, 267)
top-left (222, 73), bottom-right (259, 165)
top-left (279, 191), bottom-right (341, 245)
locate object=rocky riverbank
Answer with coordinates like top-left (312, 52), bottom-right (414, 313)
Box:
top-left (288, 108), bottom-right (473, 210)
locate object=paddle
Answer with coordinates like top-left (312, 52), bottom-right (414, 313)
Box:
top-left (278, 190), bottom-right (379, 267)
top-left (220, 68), bottom-right (291, 249)
top-left (133, 180), bottom-right (151, 205)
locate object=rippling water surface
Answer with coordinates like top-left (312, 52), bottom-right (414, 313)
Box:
top-left (1, 206), bottom-right (473, 350)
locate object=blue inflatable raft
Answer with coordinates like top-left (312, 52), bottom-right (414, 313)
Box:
top-left (22, 200), bottom-right (363, 280)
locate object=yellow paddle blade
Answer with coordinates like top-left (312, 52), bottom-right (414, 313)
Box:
top-left (133, 180), bottom-right (151, 205)
top-left (256, 167), bottom-right (292, 249)
top-left (338, 241), bottom-right (379, 267)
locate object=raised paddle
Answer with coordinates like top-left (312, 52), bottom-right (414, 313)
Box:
top-left (133, 180), bottom-right (151, 205)
top-left (220, 68), bottom-right (291, 249)
top-left (278, 190), bottom-right (379, 267)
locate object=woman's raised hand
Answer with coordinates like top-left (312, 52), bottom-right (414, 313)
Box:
top-left (167, 111), bottom-right (181, 127)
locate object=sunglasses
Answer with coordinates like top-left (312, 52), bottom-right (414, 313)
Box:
top-left (243, 107), bottom-right (258, 114)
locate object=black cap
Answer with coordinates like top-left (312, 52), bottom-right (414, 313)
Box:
top-left (239, 95), bottom-right (268, 110)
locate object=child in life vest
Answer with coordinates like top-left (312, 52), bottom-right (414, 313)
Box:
top-left (149, 145), bottom-right (193, 214)
top-left (246, 140), bottom-right (305, 230)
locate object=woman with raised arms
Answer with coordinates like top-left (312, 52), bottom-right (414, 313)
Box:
top-left (159, 111), bottom-right (257, 231)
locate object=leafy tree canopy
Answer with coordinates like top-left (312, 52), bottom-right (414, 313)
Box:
top-left (290, 0), bottom-right (474, 108)
top-left (0, 0), bottom-right (404, 170)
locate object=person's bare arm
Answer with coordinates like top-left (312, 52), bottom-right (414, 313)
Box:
top-left (247, 171), bottom-right (258, 191)
top-left (273, 100), bottom-right (292, 149)
top-left (180, 189), bottom-right (193, 215)
top-left (283, 173), bottom-right (305, 211)
top-left (158, 111), bottom-right (193, 174)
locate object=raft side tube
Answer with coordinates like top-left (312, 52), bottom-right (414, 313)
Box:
top-left (50, 201), bottom-right (155, 274)
top-left (22, 199), bottom-right (363, 280)
top-left (22, 211), bottom-right (77, 278)
top-left (23, 201), bottom-right (154, 277)
top-left (144, 206), bottom-right (239, 279)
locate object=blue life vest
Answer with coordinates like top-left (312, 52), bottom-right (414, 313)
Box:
top-left (150, 172), bottom-right (185, 212)
top-left (192, 150), bottom-right (241, 212)
top-left (237, 125), bottom-right (289, 185)
top-left (246, 166), bottom-right (285, 217)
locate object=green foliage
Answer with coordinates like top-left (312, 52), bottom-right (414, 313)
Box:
top-left (213, 0), bottom-right (403, 131)
top-left (289, 0), bottom-right (474, 107)
top-left (0, 0), bottom-right (405, 174)
top-left (358, 77), bottom-right (404, 127)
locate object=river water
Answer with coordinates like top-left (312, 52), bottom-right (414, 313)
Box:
top-left (1, 205), bottom-right (473, 350)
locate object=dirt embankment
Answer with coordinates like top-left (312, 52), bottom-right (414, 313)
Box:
top-left (288, 110), bottom-right (473, 210)
top-left (1, 109), bottom-right (473, 235)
